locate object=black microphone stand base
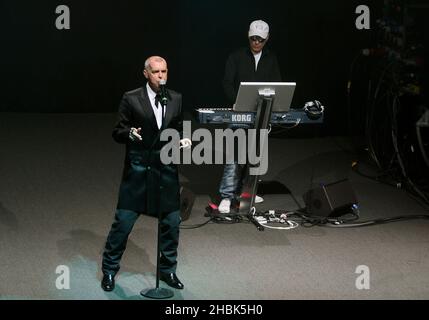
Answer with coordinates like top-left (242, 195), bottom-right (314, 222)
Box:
top-left (140, 287), bottom-right (174, 299)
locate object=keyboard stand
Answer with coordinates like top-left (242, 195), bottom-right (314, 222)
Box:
top-left (238, 91), bottom-right (275, 231)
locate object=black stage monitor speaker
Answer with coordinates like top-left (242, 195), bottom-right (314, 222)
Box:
top-left (303, 179), bottom-right (358, 217)
top-left (180, 187), bottom-right (195, 221)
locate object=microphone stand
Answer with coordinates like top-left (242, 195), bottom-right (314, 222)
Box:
top-left (141, 95), bottom-right (174, 299)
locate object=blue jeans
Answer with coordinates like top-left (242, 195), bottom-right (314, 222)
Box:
top-left (219, 124), bottom-right (250, 200)
top-left (219, 163), bottom-right (248, 200)
top-left (102, 209), bottom-right (181, 275)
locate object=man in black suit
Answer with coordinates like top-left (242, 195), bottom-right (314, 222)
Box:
top-left (101, 56), bottom-right (191, 291)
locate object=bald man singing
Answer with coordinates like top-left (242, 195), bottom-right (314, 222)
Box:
top-left (101, 56), bottom-right (189, 292)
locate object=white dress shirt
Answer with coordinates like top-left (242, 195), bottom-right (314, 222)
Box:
top-left (146, 82), bottom-right (165, 129)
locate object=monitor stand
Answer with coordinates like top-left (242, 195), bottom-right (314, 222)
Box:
top-left (238, 91), bottom-right (275, 231)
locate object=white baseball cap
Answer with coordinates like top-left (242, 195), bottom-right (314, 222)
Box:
top-left (248, 20), bottom-right (269, 39)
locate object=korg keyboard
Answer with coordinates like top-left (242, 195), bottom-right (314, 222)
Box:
top-left (196, 108), bottom-right (323, 124)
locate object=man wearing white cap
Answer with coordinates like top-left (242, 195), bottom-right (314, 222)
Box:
top-left (218, 19), bottom-right (282, 214)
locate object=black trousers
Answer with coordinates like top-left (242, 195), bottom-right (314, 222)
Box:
top-left (102, 208), bottom-right (181, 275)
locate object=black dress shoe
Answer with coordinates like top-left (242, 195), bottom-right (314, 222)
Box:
top-left (160, 272), bottom-right (184, 290)
top-left (101, 274), bottom-right (115, 292)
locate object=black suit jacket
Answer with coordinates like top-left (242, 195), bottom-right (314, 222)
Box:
top-left (223, 47), bottom-right (282, 104)
top-left (112, 86), bottom-right (183, 216)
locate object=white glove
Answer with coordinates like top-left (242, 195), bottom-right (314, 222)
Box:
top-left (179, 138), bottom-right (192, 150)
top-left (129, 127), bottom-right (142, 141)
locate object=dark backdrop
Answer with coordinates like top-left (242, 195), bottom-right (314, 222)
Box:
top-left (0, 0), bottom-right (381, 134)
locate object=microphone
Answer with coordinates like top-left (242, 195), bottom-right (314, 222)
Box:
top-left (159, 79), bottom-right (169, 106)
